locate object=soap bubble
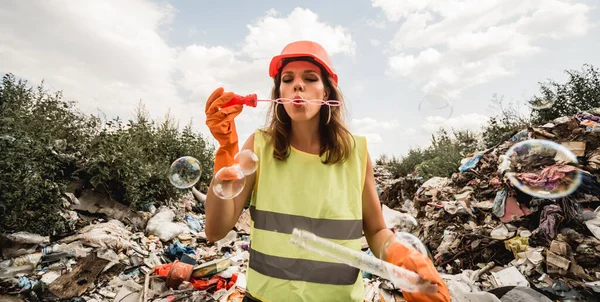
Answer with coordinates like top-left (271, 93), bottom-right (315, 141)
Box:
top-left (213, 166), bottom-right (246, 199)
top-left (168, 156), bottom-right (201, 189)
top-left (419, 94), bottom-right (453, 124)
top-left (395, 232), bottom-right (429, 256)
top-left (235, 149), bottom-right (259, 175)
top-left (502, 139), bottom-right (582, 199)
top-left (530, 96), bottom-right (555, 110)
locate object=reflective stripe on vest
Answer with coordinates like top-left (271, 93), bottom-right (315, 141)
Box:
top-left (249, 248), bottom-right (360, 285)
top-left (249, 205), bottom-right (363, 240)
top-left (246, 130), bottom-right (368, 302)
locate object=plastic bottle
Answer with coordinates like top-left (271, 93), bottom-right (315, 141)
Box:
top-left (290, 228), bottom-right (438, 293)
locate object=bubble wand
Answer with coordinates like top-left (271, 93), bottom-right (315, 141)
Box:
top-left (220, 93), bottom-right (342, 108)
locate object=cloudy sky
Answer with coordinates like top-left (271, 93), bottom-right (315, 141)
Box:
top-left (1, 0), bottom-right (599, 159)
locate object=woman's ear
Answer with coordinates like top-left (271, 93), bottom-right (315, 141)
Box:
top-left (324, 87), bottom-right (331, 99)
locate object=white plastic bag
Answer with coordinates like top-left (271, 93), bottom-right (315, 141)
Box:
top-left (146, 208), bottom-right (190, 242)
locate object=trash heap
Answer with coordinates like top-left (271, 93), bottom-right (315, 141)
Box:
top-left (377, 113), bottom-right (600, 301)
top-left (0, 188), bottom-right (251, 301)
top-left (4, 113), bottom-right (600, 302)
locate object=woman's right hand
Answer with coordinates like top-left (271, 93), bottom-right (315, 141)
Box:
top-left (205, 87), bottom-right (244, 174)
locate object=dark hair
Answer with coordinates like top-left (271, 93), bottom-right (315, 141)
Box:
top-left (262, 57), bottom-right (354, 164)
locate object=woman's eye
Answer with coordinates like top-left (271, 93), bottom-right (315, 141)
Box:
top-left (282, 78), bottom-right (292, 83)
top-left (305, 77), bottom-right (318, 82)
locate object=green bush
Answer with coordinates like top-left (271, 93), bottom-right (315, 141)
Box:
top-left (0, 74), bottom-right (215, 235)
top-left (415, 129), bottom-right (479, 180)
top-left (530, 64), bottom-right (600, 124)
top-left (481, 95), bottom-right (532, 148)
top-left (80, 105), bottom-right (215, 209)
top-left (377, 148), bottom-right (427, 178)
top-left (378, 129), bottom-right (479, 180)
top-left (0, 74), bottom-right (99, 235)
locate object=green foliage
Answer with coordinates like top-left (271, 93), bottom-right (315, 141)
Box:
top-left (0, 74), bottom-right (215, 235)
top-left (378, 148), bottom-right (427, 178)
top-left (415, 129), bottom-right (479, 180)
top-left (378, 129), bottom-right (479, 180)
top-left (482, 95), bottom-right (531, 148)
top-left (530, 64), bottom-right (600, 124)
top-left (80, 104), bottom-right (215, 209)
top-left (0, 74), bottom-right (99, 235)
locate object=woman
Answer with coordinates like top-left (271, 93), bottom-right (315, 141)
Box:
top-left (204, 40), bottom-right (450, 302)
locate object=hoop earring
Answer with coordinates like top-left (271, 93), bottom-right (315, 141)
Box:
top-left (325, 106), bottom-right (331, 125)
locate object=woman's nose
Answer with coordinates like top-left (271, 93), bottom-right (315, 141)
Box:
top-left (293, 78), bottom-right (304, 92)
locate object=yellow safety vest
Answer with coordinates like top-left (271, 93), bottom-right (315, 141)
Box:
top-left (246, 129), bottom-right (368, 302)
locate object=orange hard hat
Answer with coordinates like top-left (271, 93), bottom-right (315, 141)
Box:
top-left (269, 40), bottom-right (338, 86)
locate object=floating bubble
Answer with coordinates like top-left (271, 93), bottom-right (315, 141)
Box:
top-left (235, 149), bottom-right (259, 175)
top-left (418, 94), bottom-right (453, 124)
top-left (530, 96), bottom-right (555, 110)
top-left (395, 232), bottom-right (428, 256)
top-left (213, 166), bottom-right (246, 199)
top-left (502, 139), bottom-right (582, 199)
top-left (168, 156), bottom-right (201, 189)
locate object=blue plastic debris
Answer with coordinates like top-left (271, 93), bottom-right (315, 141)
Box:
top-left (185, 214), bottom-right (203, 232)
top-left (459, 154), bottom-right (483, 172)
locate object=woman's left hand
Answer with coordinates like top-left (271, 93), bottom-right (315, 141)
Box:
top-left (385, 239), bottom-right (451, 302)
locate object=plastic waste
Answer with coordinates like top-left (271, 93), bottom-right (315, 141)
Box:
top-left (0, 265), bottom-right (34, 278)
top-left (6, 232), bottom-right (50, 245)
top-left (146, 208), bottom-right (190, 242)
top-left (165, 240), bottom-right (196, 261)
top-left (17, 276), bottom-right (41, 292)
top-left (215, 230), bottom-right (237, 248)
top-left (185, 214), bottom-right (203, 232)
top-left (290, 228), bottom-right (438, 293)
top-left (12, 253), bottom-right (43, 267)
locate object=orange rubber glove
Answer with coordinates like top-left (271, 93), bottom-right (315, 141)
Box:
top-left (205, 87), bottom-right (244, 174)
top-left (384, 238), bottom-right (451, 302)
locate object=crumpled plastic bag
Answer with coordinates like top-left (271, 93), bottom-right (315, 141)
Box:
top-left (59, 220), bottom-right (136, 251)
top-left (585, 208), bottom-right (600, 240)
top-left (459, 154), bottom-right (483, 172)
top-left (492, 190), bottom-right (507, 218)
top-left (146, 207), bottom-right (190, 242)
top-left (165, 240), bottom-right (196, 260)
top-left (6, 232), bottom-right (50, 245)
top-left (185, 214), bottom-right (203, 232)
top-left (382, 204), bottom-right (417, 229)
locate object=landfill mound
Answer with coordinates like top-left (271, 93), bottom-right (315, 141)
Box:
top-left (0, 189), bottom-right (253, 302)
top-left (377, 113), bottom-right (600, 300)
top-left (1, 113), bottom-right (600, 302)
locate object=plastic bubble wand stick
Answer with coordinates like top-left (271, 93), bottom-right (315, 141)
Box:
top-left (220, 94), bottom-right (342, 108)
top-left (290, 228), bottom-right (438, 294)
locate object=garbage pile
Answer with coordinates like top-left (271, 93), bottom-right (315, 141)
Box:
top-left (377, 112), bottom-right (600, 301)
top-left (0, 188), bottom-right (251, 301)
top-left (4, 112), bottom-right (600, 302)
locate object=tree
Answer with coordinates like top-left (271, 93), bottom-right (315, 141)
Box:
top-left (482, 95), bottom-right (531, 147)
top-left (530, 64), bottom-right (600, 123)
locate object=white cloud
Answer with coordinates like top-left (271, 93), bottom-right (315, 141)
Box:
top-left (351, 117), bottom-right (401, 132)
top-left (0, 3), bottom-right (356, 143)
top-left (365, 18), bottom-right (387, 29)
top-left (364, 133), bottom-right (383, 144)
top-left (350, 118), bottom-right (412, 156)
top-left (0, 0), bottom-right (181, 120)
top-left (370, 39), bottom-right (382, 47)
top-left (371, 0), bottom-right (429, 22)
top-left (374, 0), bottom-right (593, 95)
top-left (421, 113), bottom-right (490, 134)
top-left (241, 7), bottom-right (356, 60)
